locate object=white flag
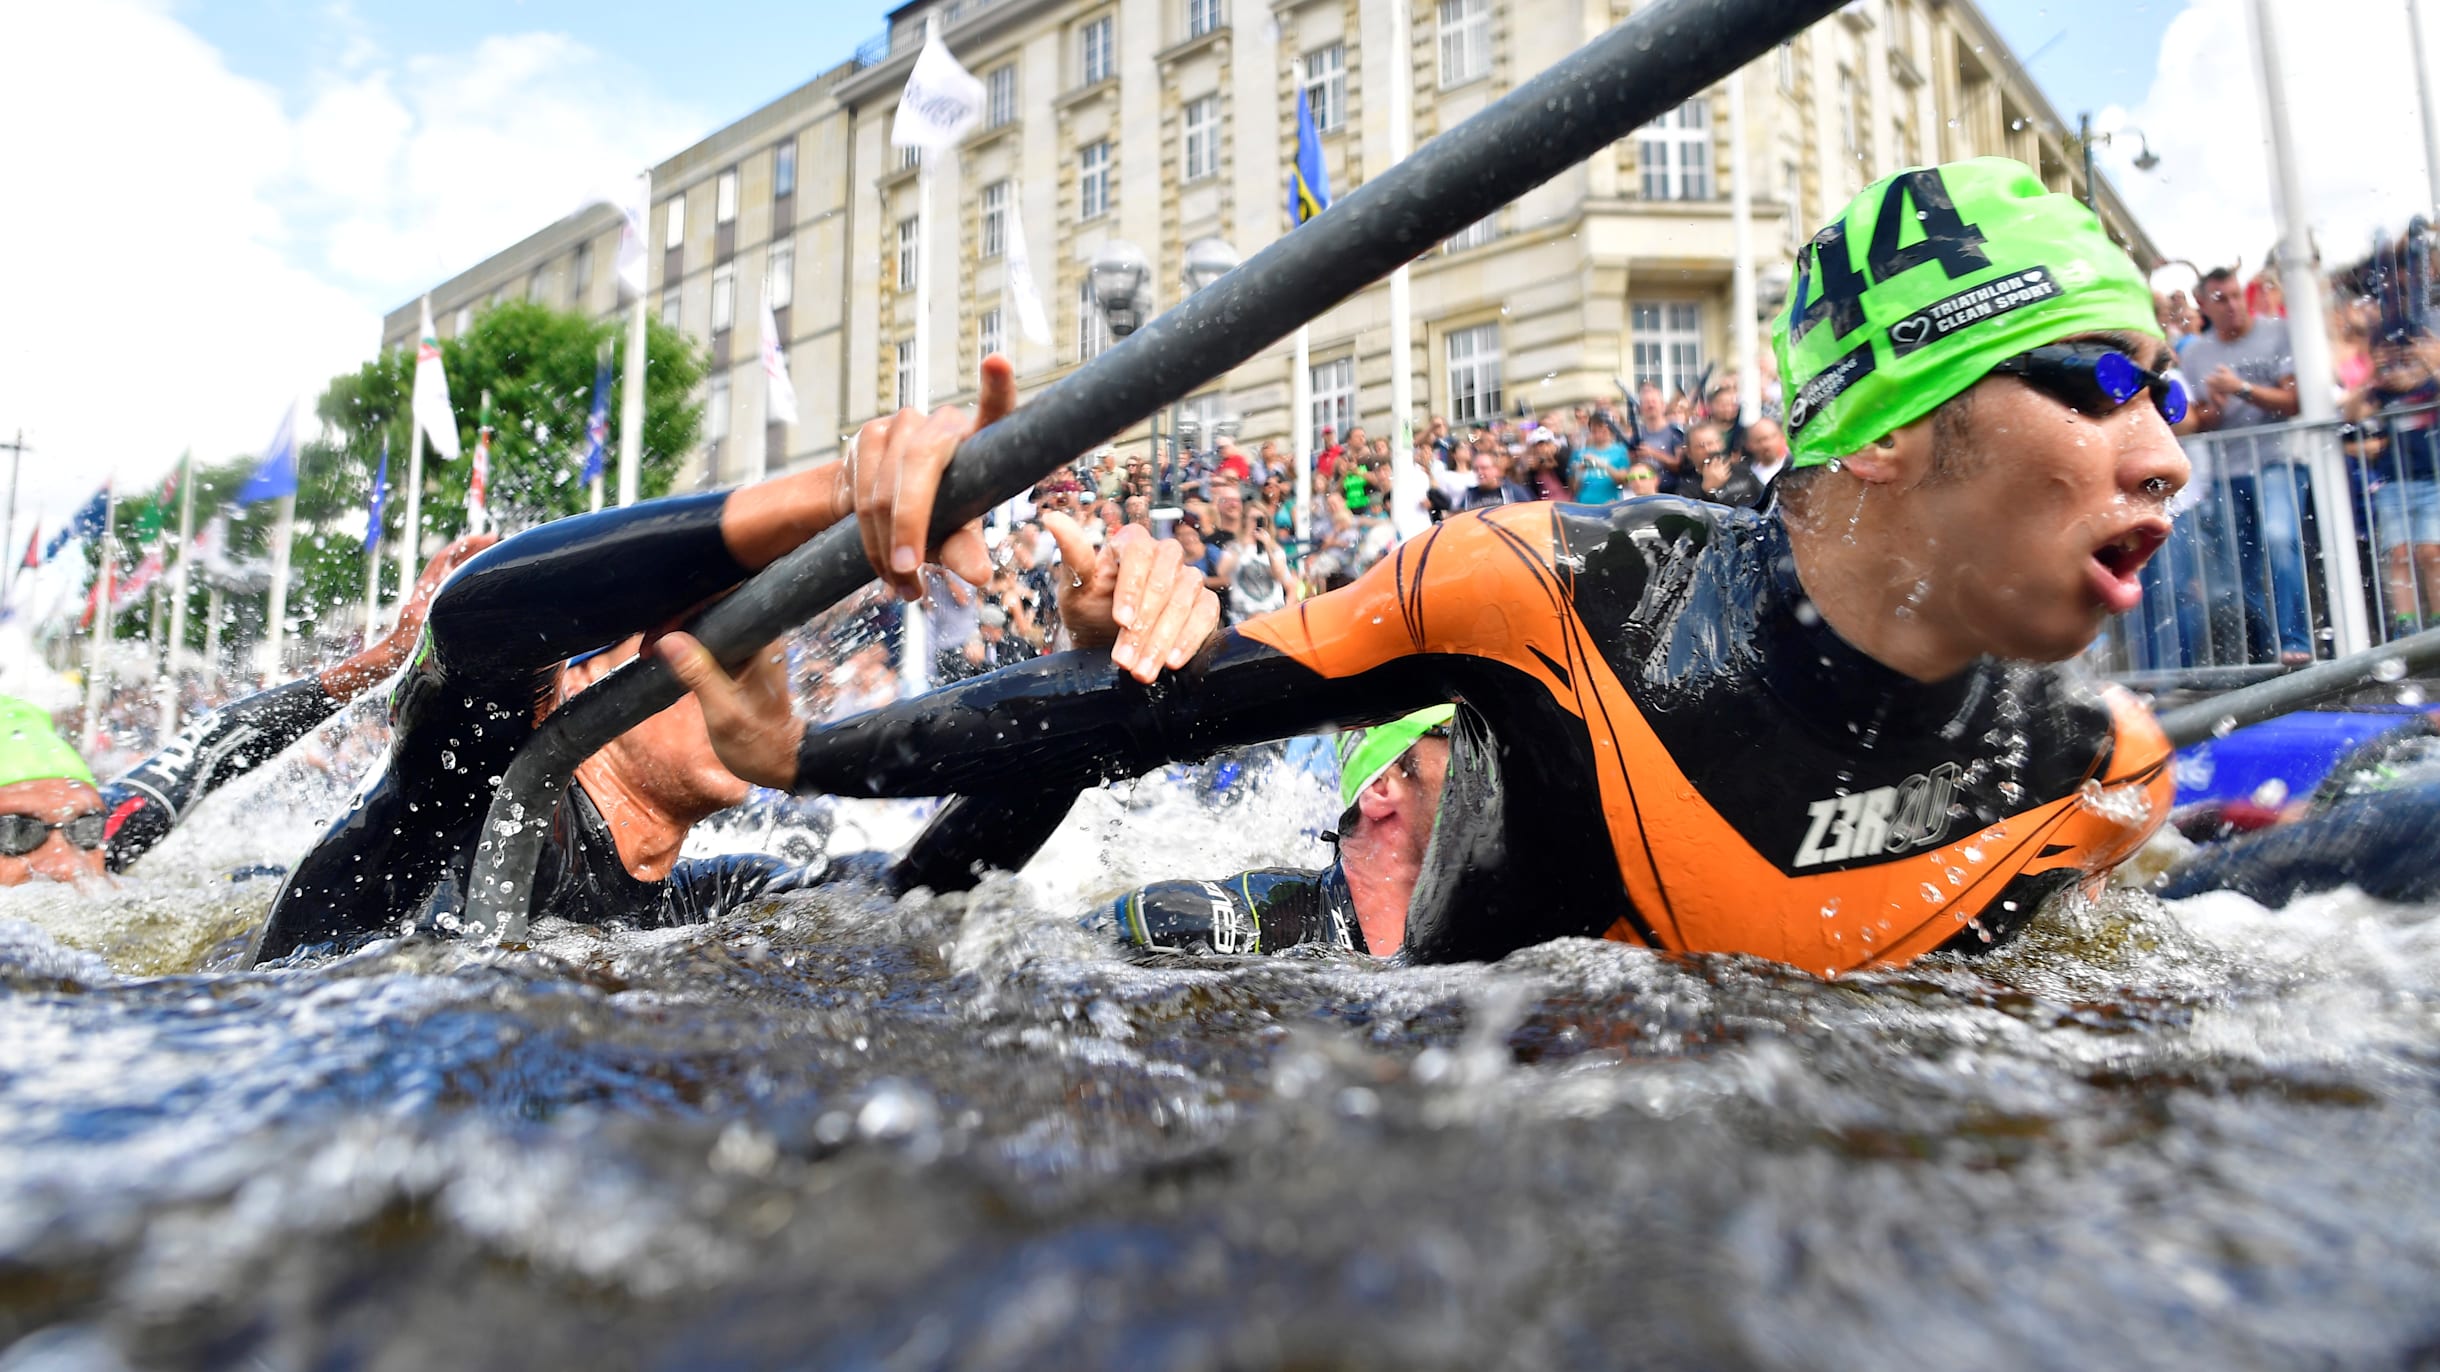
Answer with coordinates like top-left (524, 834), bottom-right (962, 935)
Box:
top-left (413, 297), bottom-right (462, 460)
top-left (614, 173), bottom-right (649, 295)
top-left (761, 296), bottom-right (798, 427)
top-left (891, 31), bottom-right (984, 151)
top-left (1002, 189), bottom-right (1051, 346)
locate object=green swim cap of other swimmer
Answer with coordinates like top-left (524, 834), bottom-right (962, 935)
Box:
top-left (0, 696), bottom-right (109, 886)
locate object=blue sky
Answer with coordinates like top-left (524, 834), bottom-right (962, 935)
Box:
top-left (0, 0), bottom-right (2418, 531)
top-left (181, 0), bottom-right (2175, 158)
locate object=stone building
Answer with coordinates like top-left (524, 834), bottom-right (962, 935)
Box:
top-left (380, 0), bottom-right (2157, 488)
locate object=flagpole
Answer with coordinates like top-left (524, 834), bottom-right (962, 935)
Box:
top-left (897, 11), bottom-right (948, 701)
top-left (362, 460), bottom-right (383, 644)
top-left (1383, 0), bottom-right (1424, 538)
top-left (0, 430), bottom-right (23, 604)
top-left (167, 449), bottom-right (194, 670)
top-left (469, 388), bottom-right (492, 536)
top-left (84, 484), bottom-right (118, 750)
top-left (619, 172), bottom-right (652, 508)
top-left (262, 490), bottom-right (296, 682)
top-left (1292, 325), bottom-right (1314, 547)
top-left (404, 299), bottom-right (433, 595)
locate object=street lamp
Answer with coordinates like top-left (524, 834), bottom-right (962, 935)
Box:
top-left (2077, 114), bottom-right (2160, 215)
top-left (1182, 236), bottom-right (1241, 295)
top-left (1174, 237), bottom-right (1240, 470)
top-left (1089, 239), bottom-right (1151, 338)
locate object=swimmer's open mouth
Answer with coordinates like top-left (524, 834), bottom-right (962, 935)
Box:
top-left (2088, 523), bottom-right (2168, 613)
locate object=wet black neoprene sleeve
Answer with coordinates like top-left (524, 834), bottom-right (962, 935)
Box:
top-left (426, 492), bottom-right (748, 676)
top-left (101, 677), bottom-right (341, 873)
top-left (793, 632), bottom-right (1447, 799)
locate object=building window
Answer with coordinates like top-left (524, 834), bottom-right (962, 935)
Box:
top-left (453, 305), bottom-right (472, 336)
top-left (1777, 41), bottom-right (1797, 94)
top-left (979, 306), bottom-right (1004, 360)
top-left (1839, 66), bottom-right (1860, 153)
top-left (1631, 301), bottom-right (1704, 399)
top-left (1639, 98), bottom-right (1712, 200)
top-left (716, 170), bottom-right (739, 225)
top-left (711, 262), bottom-right (736, 334)
top-left (897, 217), bottom-right (919, 291)
top-left (1183, 95), bottom-right (1220, 182)
top-left (767, 236), bottom-right (794, 309)
top-left (526, 267), bottom-right (546, 302)
top-left (1176, 392), bottom-right (1226, 452)
top-left (1442, 212), bottom-right (1497, 254)
top-left (1438, 0), bottom-right (1490, 87)
top-left (1079, 140), bottom-right (1110, 220)
top-left (1444, 323), bottom-right (1502, 424)
top-left (661, 288), bottom-right (680, 329)
top-left (1081, 15), bottom-right (1114, 85)
top-left (1077, 278), bottom-right (1111, 361)
top-left (987, 64), bottom-right (1018, 127)
top-left (572, 241), bottom-right (594, 303)
top-left (774, 141), bottom-right (797, 198)
top-left (1896, 108), bottom-right (1921, 168)
top-left (1309, 356), bottom-right (1353, 451)
top-left (665, 197), bottom-right (685, 249)
top-left (895, 339), bottom-right (917, 409)
top-left (1302, 44), bottom-right (1346, 133)
top-left (706, 372), bottom-right (731, 453)
top-left (981, 180), bottom-right (1009, 259)
top-left (900, 143), bottom-right (923, 171)
top-left (1187, 0), bottom-right (1221, 39)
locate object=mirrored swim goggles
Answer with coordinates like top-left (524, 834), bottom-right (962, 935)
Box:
top-left (0, 811), bottom-right (106, 857)
top-left (1987, 343), bottom-right (2189, 426)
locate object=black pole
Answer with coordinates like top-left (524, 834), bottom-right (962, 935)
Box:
top-left (456, 0), bottom-right (1852, 943)
top-left (2155, 625), bottom-right (2440, 748)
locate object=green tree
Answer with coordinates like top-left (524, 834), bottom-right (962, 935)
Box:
top-left (108, 303), bottom-right (704, 658)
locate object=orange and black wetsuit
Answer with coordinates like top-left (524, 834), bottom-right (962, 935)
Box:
top-left (800, 497), bottom-right (2172, 972)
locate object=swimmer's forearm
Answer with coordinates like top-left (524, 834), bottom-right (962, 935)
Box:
top-left (719, 462), bottom-right (857, 569)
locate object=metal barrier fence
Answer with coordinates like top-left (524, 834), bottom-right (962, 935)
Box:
top-left (2094, 404), bottom-right (2440, 687)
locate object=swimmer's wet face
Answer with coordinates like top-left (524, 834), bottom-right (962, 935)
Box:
top-left (1868, 328), bottom-right (2186, 665)
top-left (563, 638), bottom-right (755, 820)
top-left (0, 778), bottom-right (111, 886)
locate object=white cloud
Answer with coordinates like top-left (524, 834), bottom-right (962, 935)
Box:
top-left (0, 1), bottom-right (701, 542)
top-left (2103, 0), bottom-right (2438, 277)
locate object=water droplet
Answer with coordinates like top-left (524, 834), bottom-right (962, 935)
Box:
top-left (1819, 897), bottom-right (1841, 919)
top-left (1920, 882), bottom-right (1943, 903)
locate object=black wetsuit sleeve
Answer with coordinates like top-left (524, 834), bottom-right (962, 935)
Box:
top-left (648, 853), bottom-right (814, 928)
top-left (1103, 867), bottom-right (1360, 955)
top-left (425, 491), bottom-right (749, 676)
top-left (100, 676), bottom-right (341, 873)
top-left (793, 631), bottom-right (1444, 800)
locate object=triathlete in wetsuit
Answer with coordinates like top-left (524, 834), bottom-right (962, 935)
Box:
top-left (250, 358), bottom-right (1221, 964)
top-left (1104, 707), bottom-right (1450, 956)
top-left (677, 159), bottom-right (2194, 975)
top-left (0, 536), bottom-right (489, 888)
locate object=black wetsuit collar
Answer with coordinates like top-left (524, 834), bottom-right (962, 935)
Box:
top-left (1753, 513), bottom-right (1985, 733)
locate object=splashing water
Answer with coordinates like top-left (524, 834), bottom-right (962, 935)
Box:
top-left (1, 735), bottom-right (2438, 1368)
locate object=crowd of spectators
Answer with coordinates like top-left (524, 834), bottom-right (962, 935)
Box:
top-left (2134, 221), bottom-right (2440, 670)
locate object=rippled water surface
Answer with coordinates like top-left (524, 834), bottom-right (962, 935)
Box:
top-left (3, 743), bottom-right (2438, 1371)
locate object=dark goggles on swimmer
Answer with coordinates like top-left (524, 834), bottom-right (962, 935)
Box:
top-left (0, 811), bottom-right (107, 857)
top-left (1988, 343), bottom-right (2189, 425)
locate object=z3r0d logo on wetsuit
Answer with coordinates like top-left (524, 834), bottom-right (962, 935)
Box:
top-left (1791, 762), bottom-right (1962, 869)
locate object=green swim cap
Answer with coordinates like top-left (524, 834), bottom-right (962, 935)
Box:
top-left (0, 696), bottom-right (93, 791)
top-left (1336, 706), bottom-right (1456, 811)
top-left (1773, 157), bottom-right (2160, 467)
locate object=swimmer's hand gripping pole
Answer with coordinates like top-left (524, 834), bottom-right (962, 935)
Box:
top-left (460, 0), bottom-right (1849, 943)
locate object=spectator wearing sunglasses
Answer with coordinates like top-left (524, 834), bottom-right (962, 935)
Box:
top-left (681, 159), bottom-right (2189, 976)
top-left (0, 536), bottom-right (491, 888)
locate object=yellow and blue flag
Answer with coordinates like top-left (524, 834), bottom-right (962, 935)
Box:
top-left (1287, 87), bottom-right (1331, 227)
